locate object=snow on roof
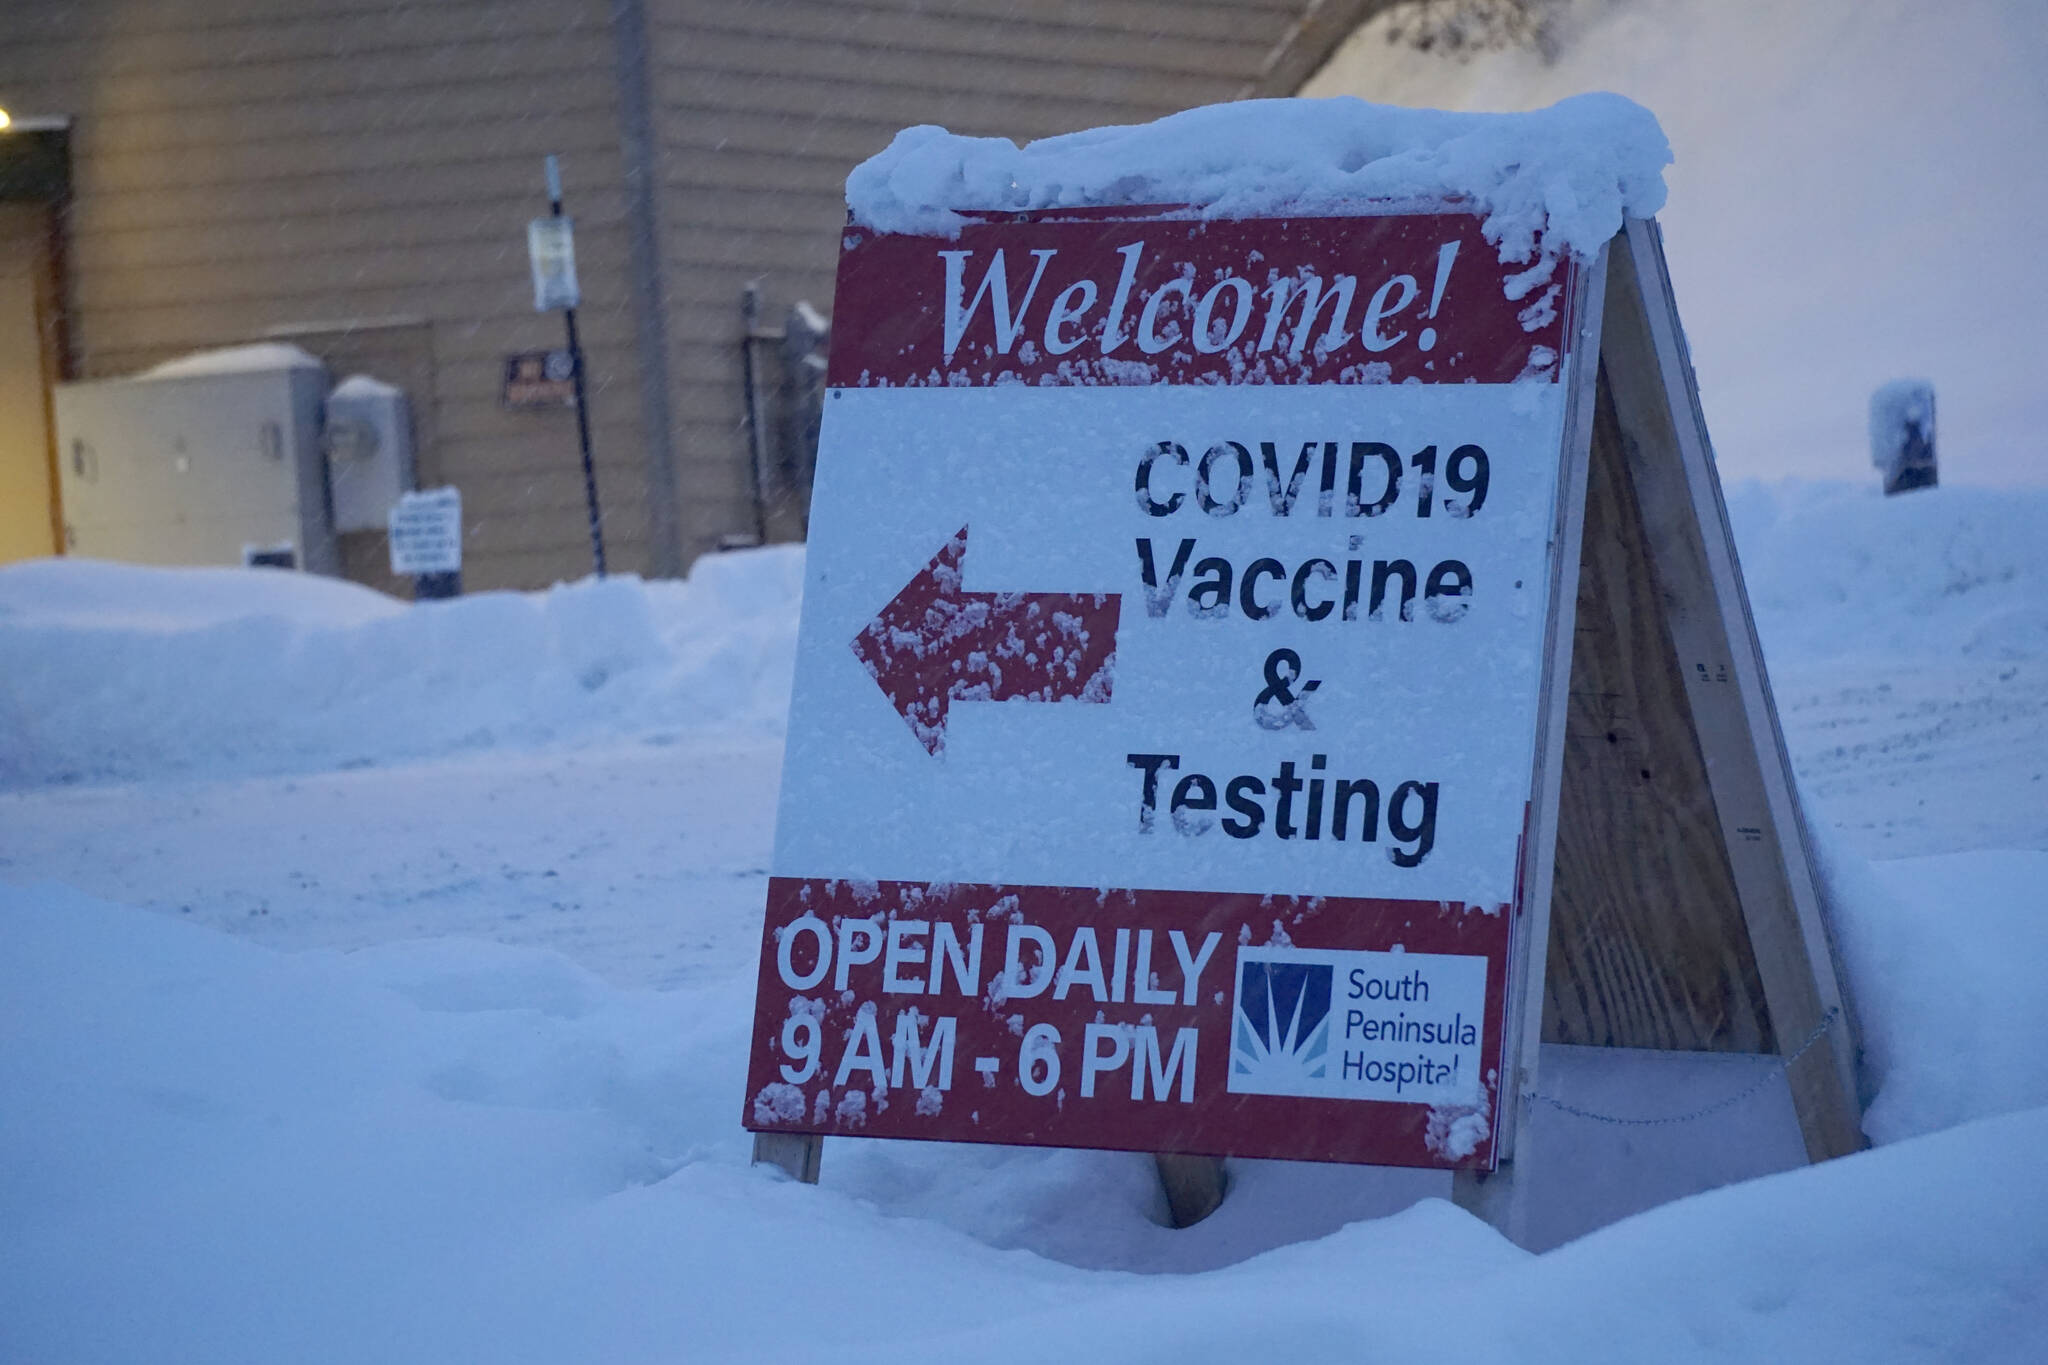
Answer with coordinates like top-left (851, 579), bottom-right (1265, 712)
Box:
top-left (847, 94), bottom-right (1671, 263)
top-left (140, 343), bottom-right (325, 381)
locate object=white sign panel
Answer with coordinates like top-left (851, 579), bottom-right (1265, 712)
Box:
top-left (387, 487), bottom-right (462, 575)
top-left (779, 380), bottom-right (1563, 906)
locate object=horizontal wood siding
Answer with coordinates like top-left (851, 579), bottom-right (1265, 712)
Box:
top-left (0, 0), bottom-right (646, 590)
top-left (647, 0), bottom-right (1300, 560)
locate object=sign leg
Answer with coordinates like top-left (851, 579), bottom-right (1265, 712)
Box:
top-left (1452, 1146), bottom-right (1534, 1248)
top-left (752, 1132), bottom-right (822, 1184)
top-left (1154, 1153), bottom-right (1227, 1228)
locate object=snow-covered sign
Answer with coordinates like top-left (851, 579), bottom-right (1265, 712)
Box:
top-left (387, 487), bottom-right (462, 576)
top-left (741, 196), bottom-right (1599, 1169)
top-left (747, 102), bottom-right (1864, 1211)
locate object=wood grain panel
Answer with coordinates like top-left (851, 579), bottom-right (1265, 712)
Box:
top-left (72, 98), bottom-right (619, 172)
top-left (654, 72), bottom-right (1166, 136)
top-left (1, 0), bottom-right (603, 75)
top-left (655, 28), bottom-right (1244, 105)
top-left (71, 236), bottom-right (631, 313)
top-left (0, 0), bottom-right (592, 46)
top-left (66, 167), bottom-right (625, 237)
top-left (39, 40), bottom-right (617, 123)
top-left (653, 105), bottom-right (941, 163)
top-left (73, 112), bottom-right (624, 190)
top-left (670, 2), bottom-right (1255, 78)
top-left (661, 0), bottom-right (1293, 46)
top-left (1600, 220), bottom-right (1863, 1162)
top-left (1541, 372), bottom-right (1774, 1053)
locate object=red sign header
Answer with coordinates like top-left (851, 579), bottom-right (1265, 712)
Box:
top-left (829, 210), bottom-right (1570, 389)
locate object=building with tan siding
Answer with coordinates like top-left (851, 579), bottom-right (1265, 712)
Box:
top-left (0, 0), bottom-right (1384, 589)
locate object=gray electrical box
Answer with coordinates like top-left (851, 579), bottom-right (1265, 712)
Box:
top-left (54, 345), bottom-right (337, 574)
top-left (324, 374), bottom-right (416, 533)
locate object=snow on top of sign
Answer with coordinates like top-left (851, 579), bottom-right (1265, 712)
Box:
top-left (140, 342), bottom-right (325, 380)
top-left (847, 94), bottom-right (1670, 263)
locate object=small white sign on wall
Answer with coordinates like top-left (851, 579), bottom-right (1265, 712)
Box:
top-left (387, 487), bottom-right (462, 576)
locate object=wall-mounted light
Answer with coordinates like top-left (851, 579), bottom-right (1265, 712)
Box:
top-left (0, 109), bottom-right (13, 131)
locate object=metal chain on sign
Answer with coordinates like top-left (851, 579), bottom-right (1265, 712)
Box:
top-left (1526, 1007), bottom-right (1843, 1128)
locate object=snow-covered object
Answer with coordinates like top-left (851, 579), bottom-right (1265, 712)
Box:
top-left (324, 373), bottom-right (416, 532)
top-left (1723, 480), bottom-right (2044, 662)
top-left (846, 94), bottom-right (1671, 263)
top-left (139, 342), bottom-right (324, 380)
top-left (1868, 378), bottom-right (1935, 472)
top-left (329, 373), bottom-right (403, 401)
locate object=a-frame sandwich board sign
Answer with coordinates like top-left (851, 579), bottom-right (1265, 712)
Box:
top-left (742, 200), bottom-right (1862, 1247)
top-left (1452, 217), bottom-right (1863, 1246)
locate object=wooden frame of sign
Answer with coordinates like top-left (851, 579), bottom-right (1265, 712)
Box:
top-left (1450, 217), bottom-right (1863, 1241)
top-left (750, 214), bottom-right (1863, 1246)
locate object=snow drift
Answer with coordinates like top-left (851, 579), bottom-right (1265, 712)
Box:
top-left (0, 547), bottom-right (803, 788)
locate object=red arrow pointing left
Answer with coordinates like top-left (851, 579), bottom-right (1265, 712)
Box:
top-left (851, 526), bottom-right (1121, 755)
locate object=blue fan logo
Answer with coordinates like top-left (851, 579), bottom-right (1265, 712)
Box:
top-left (1231, 958), bottom-right (1333, 1092)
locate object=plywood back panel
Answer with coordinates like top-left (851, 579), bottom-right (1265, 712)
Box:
top-left (1542, 374), bottom-right (1774, 1053)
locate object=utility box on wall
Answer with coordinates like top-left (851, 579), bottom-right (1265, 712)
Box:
top-left (323, 373), bottom-right (415, 533)
top-left (54, 345), bottom-right (337, 575)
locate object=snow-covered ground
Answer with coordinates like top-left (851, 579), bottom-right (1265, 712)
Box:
top-left (6, 1), bottom-right (2048, 1351)
top-left (2, 475), bottom-right (2045, 1361)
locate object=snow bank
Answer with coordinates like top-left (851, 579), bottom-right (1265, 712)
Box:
top-left (848, 94), bottom-right (1670, 263)
top-left (1724, 481), bottom-right (2048, 664)
top-left (0, 547), bottom-right (803, 787)
top-left (1815, 835), bottom-right (2048, 1146)
top-left (2, 882), bottom-right (2041, 1363)
top-left (0, 556), bottom-right (404, 632)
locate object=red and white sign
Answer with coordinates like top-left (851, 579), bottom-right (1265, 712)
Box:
top-left (744, 207), bottom-right (1580, 1169)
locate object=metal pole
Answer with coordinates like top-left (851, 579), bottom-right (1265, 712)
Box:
top-left (548, 156), bottom-right (607, 578)
top-left (739, 281), bottom-right (770, 546)
top-left (563, 305), bottom-right (606, 578)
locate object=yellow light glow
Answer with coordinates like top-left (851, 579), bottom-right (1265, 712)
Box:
top-left (0, 110), bottom-right (12, 131)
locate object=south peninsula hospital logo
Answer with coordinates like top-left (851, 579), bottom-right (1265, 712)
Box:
top-left (1226, 944), bottom-right (1491, 1104)
top-left (1228, 952), bottom-right (1334, 1096)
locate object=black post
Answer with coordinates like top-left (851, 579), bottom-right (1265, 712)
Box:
top-left (1870, 379), bottom-right (1937, 497)
top-left (739, 281), bottom-right (770, 546)
top-left (414, 570), bottom-right (462, 600)
top-left (562, 303), bottom-right (606, 577)
top-left (548, 157), bottom-right (607, 578)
